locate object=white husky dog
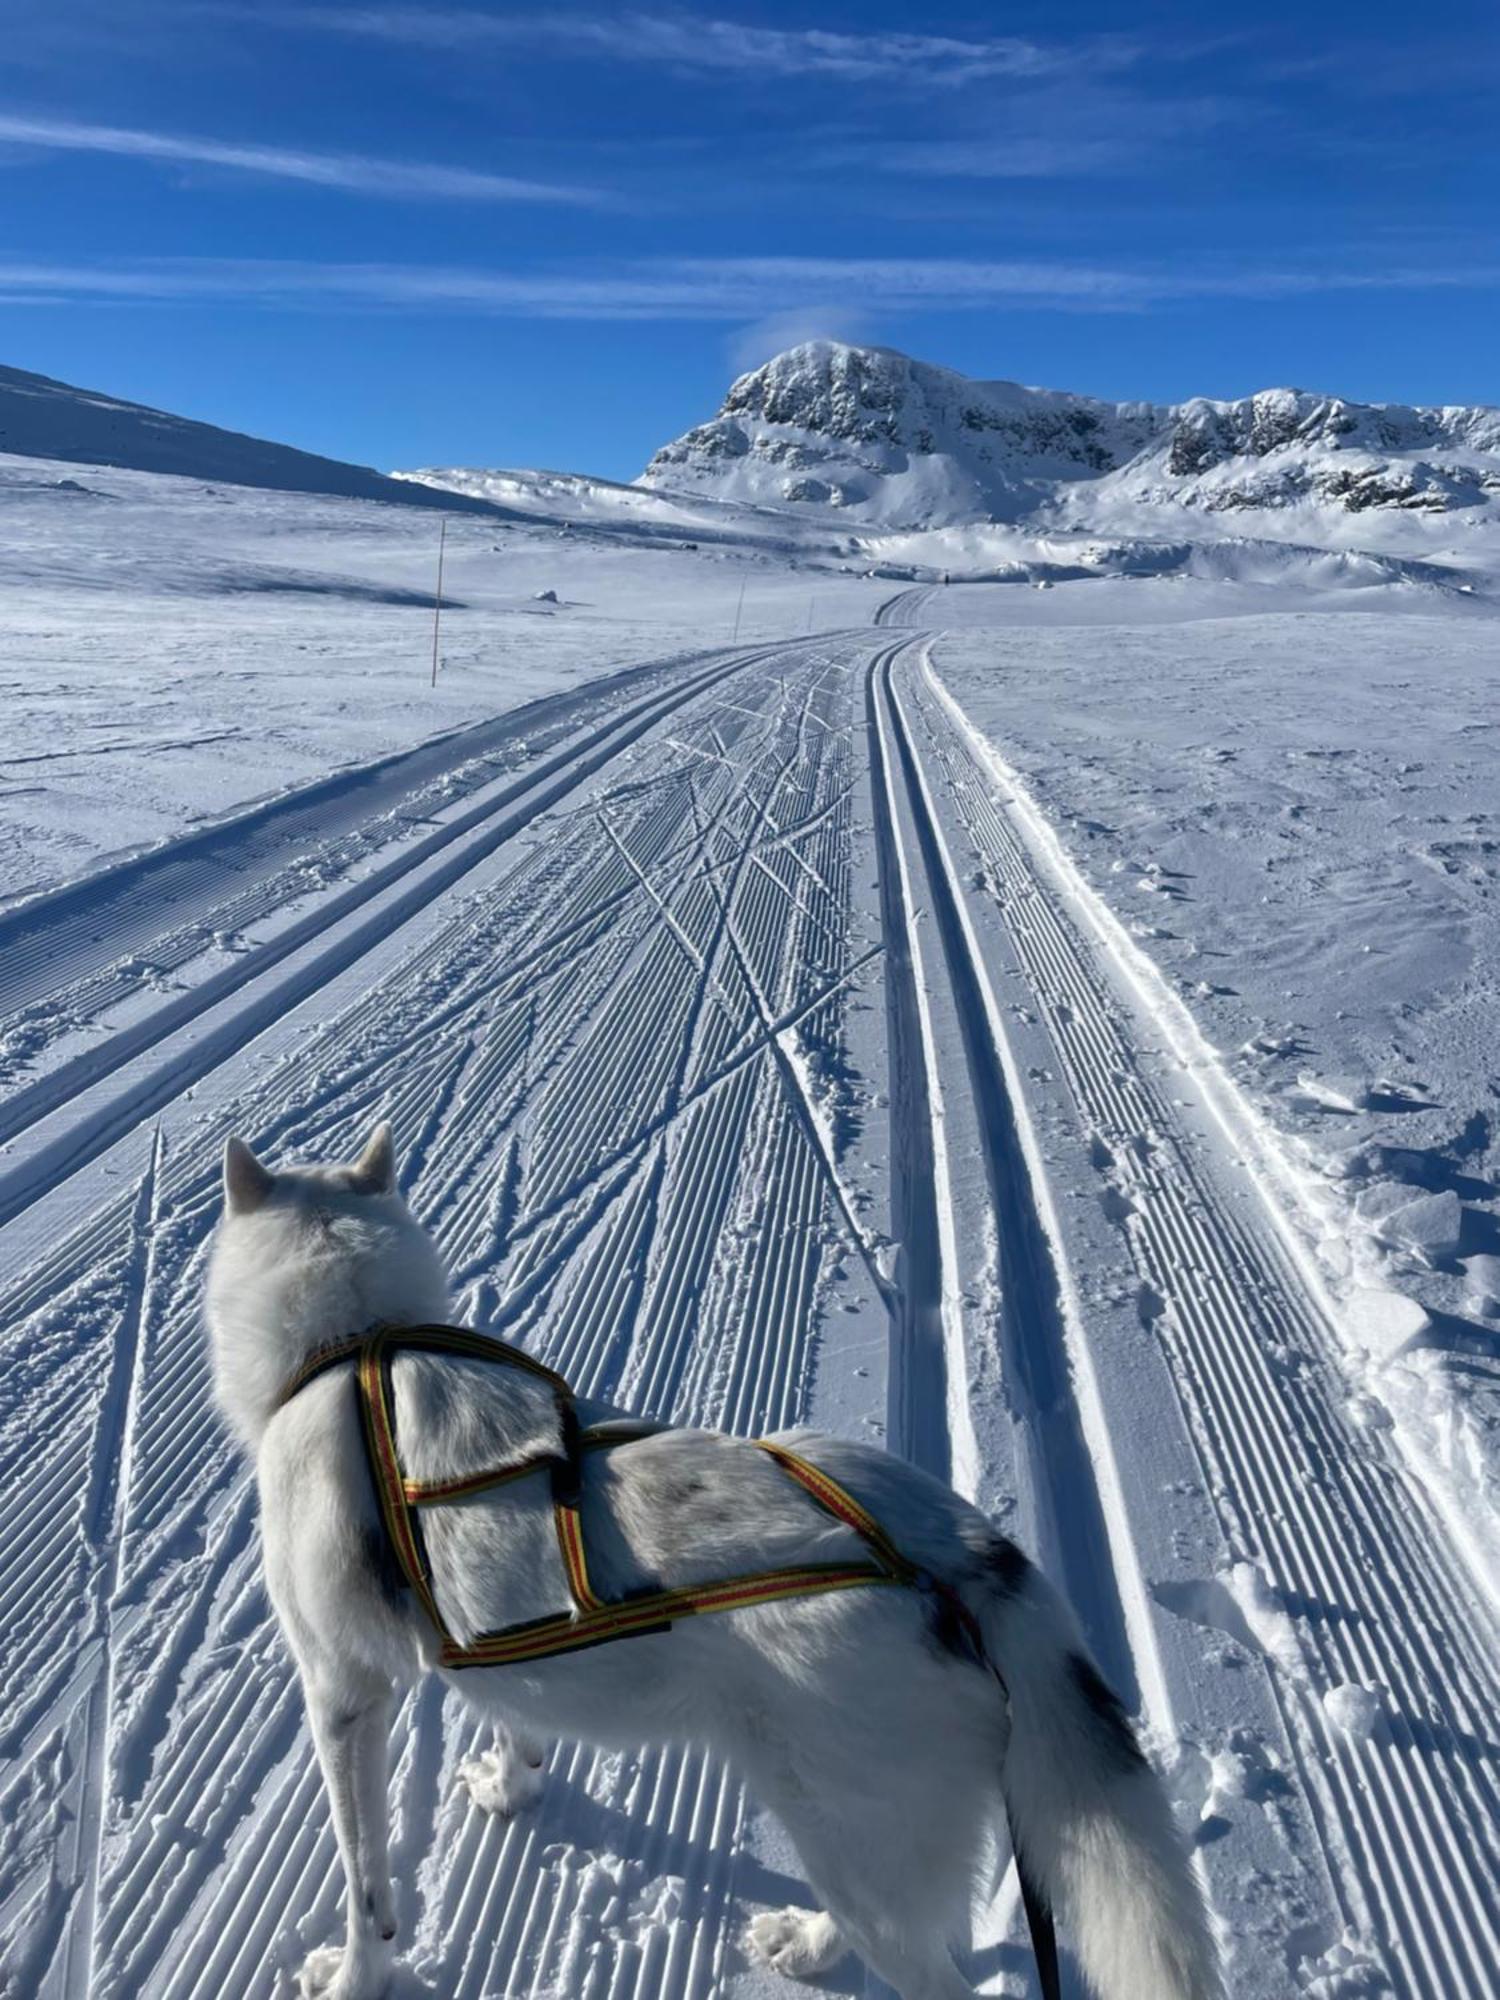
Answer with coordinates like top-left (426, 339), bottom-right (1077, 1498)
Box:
top-left (206, 1123), bottom-right (1219, 2000)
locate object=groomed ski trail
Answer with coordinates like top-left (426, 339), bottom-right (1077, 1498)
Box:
top-left (885, 635), bottom-right (1500, 2000)
top-left (1, 621), bottom-right (1495, 1999)
top-left (0, 633), bottom-right (895, 2000)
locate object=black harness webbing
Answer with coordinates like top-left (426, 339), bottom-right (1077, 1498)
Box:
top-left (277, 1322), bottom-right (1061, 1997)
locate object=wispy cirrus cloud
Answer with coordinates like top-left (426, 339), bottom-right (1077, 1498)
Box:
top-left (818, 85), bottom-right (1240, 183)
top-left (287, 9), bottom-right (1127, 86)
top-left (0, 111), bottom-right (608, 205)
top-left (1, 254), bottom-right (1495, 318)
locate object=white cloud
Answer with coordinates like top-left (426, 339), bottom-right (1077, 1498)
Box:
top-left (295, 10), bottom-right (1119, 86)
top-left (0, 253), bottom-right (1493, 318)
top-left (0, 111), bottom-right (607, 205)
top-left (727, 306), bottom-right (875, 373)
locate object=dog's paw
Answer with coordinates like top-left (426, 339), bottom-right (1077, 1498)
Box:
top-left (457, 1746), bottom-right (546, 1819)
top-left (295, 1945), bottom-right (391, 2000)
top-left (746, 1907), bottom-right (845, 1980)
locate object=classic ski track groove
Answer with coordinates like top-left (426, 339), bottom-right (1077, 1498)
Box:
top-left (902, 641), bottom-right (1500, 2000)
top-left (870, 640), bottom-right (1147, 1701)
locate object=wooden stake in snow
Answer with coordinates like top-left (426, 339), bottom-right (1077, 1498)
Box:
top-left (732, 577), bottom-right (746, 643)
top-left (430, 517), bottom-right (448, 688)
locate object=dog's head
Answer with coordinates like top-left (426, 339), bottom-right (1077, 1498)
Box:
top-left (206, 1121), bottom-right (450, 1446)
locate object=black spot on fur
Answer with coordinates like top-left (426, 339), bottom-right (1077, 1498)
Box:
top-left (983, 1534), bottom-right (1032, 1599)
top-left (923, 1588), bottom-right (971, 1663)
top-left (1068, 1653), bottom-right (1147, 1773)
top-left (656, 1473), bottom-right (708, 1508)
top-left (363, 1526), bottom-right (408, 1609)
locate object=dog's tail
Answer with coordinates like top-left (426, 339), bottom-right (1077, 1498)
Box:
top-left (974, 1555), bottom-right (1221, 2000)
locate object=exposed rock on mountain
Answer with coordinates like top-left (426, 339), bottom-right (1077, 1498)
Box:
top-left (640, 342), bottom-right (1500, 531)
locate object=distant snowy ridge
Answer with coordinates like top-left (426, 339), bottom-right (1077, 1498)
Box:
top-left (0, 362), bottom-right (496, 513)
top-left (640, 340), bottom-right (1500, 530)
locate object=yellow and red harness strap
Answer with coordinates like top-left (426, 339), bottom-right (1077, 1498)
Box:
top-left (382, 1323), bottom-right (571, 1396)
top-left (279, 1327), bottom-right (930, 1673)
top-left (553, 1490), bottom-right (606, 1614)
top-left (275, 1334), bottom-right (368, 1407)
top-left (357, 1330), bottom-right (453, 1643)
top-left (440, 1560), bottom-right (894, 1670)
top-left (446, 1441), bottom-right (914, 1670)
top-left (754, 1440), bottom-right (918, 1585)
top-left (273, 1322), bottom-right (570, 1413)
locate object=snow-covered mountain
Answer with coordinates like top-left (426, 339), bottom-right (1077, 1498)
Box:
top-left (640, 341), bottom-right (1500, 532)
top-left (0, 362), bottom-right (495, 513)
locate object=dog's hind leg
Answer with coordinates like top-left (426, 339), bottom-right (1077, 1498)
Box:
top-left (745, 1905), bottom-right (846, 1980)
top-left (763, 1808), bottom-right (978, 2000)
top-left (457, 1718), bottom-right (548, 1819)
top-left (298, 1672), bottom-right (397, 2000)
top-left (746, 1767), bottom-right (981, 2000)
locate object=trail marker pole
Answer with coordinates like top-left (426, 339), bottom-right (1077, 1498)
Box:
top-left (732, 577), bottom-right (746, 643)
top-left (430, 517), bottom-right (448, 688)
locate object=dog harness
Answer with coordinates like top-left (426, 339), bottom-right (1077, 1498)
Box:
top-left (276, 1322), bottom-right (1061, 1997)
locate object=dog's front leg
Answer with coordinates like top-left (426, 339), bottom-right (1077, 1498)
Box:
top-left (298, 1673), bottom-right (397, 2000)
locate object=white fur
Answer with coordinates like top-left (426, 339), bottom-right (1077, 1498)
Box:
top-left (206, 1125), bottom-right (1221, 2000)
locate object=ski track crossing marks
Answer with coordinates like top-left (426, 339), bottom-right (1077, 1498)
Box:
top-left (0, 616), bottom-right (1496, 1997)
top-left (0, 631), bottom-right (889, 2000)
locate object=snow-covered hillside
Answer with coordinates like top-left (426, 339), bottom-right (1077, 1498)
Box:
top-left (639, 340), bottom-right (1500, 535)
top-left (0, 362), bottom-right (494, 513)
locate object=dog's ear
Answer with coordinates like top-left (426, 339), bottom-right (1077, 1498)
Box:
top-left (224, 1135), bottom-right (274, 1214)
top-left (349, 1120), bottom-right (396, 1196)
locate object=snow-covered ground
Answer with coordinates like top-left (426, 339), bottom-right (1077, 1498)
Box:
top-left (2, 373), bottom-right (1498, 2000)
top-left (0, 453), bottom-right (879, 906)
top-left (914, 599), bottom-right (1500, 1591)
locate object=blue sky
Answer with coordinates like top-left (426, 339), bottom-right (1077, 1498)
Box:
top-left (2, 1), bottom-right (1497, 479)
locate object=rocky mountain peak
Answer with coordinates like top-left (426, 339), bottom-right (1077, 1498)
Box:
top-left (641, 342), bottom-right (1500, 530)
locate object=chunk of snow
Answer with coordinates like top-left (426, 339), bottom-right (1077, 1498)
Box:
top-left (1224, 1561), bottom-right (1303, 1675)
top-left (1346, 1390), bottom-right (1394, 1431)
top-left (1301, 1928), bottom-right (1394, 1999)
top-left (1292, 1072), bottom-right (1362, 1113)
top-left (1462, 1254), bottom-right (1500, 1317)
top-left (1369, 1188), bottom-right (1461, 1264)
top-left (1353, 1180), bottom-right (1421, 1223)
top-left (1346, 1287), bottom-right (1429, 1360)
top-left (1322, 1682), bottom-right (1383, 1741)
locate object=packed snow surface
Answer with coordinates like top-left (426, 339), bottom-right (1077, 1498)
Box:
top-left (1, 356), bottom-right (1498, 2000)
top-left (922, 598), bottom-right (1500, 1590)
top-left (0, 451), bottom-right (879, 906)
